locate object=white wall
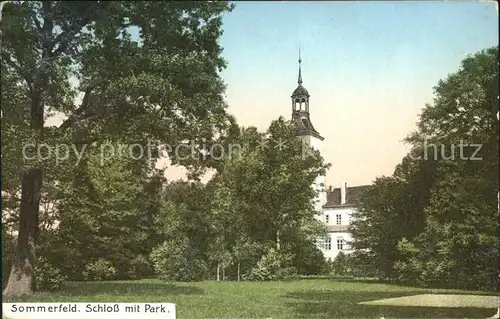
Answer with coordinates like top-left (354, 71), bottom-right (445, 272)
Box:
top-left (322, 206), bottom-right (354, 226)
top-left (318, 206), bottom-right (357, 261)
top-left (321, 231), bottom-right (353, 261)
top-left (303, 134), bottom-right (326, 212)
top-left (301, 131), bottom-right (358, 261)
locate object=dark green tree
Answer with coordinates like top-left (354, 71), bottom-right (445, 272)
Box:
top-left (352, 46), bottom-right (499, 290)
top-left (209, 117), bottom-right (329, 279)
top-left (1, 1), bottom-right (234, 296)
top-left (398, 46), bottom-right (499, 290)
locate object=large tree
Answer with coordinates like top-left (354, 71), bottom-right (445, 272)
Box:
top-left (350, 154), bottom-right (437, 279)
top-left (39, 144), bottom-right (162, 281)
top-left (210, 117), bottom-right (329, 275)
top-left (399, 46), bottom-right (499, 290)
top-left (1, 1), bottom-right (233, 296)
top-left (352, 46), bottom-right (499, 290)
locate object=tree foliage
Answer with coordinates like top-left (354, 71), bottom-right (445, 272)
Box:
top-left (1, 1), bottom-right (234, 296)
top-left (204, 117), bottom-right (330, 280)
top-left (352, 46), bottom-right (499, 290)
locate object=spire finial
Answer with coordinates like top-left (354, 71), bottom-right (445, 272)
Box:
top-left (298, 47), bottom-right (303, 85)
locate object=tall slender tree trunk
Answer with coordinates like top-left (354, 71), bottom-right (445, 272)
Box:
top-left (276, 229), bottom-right (280, 250)
top-left (0, 1), bottom-right (7, 52)
top-left (3, 168), bottom-right (43, 296)
top-left (222, 268), bottom-right (225, 281)
top-left (216, 263), bottom-right (220, 282)
top-left (237, 261), bottom-right (240, 282)
top-left (3, 50), bottom-right (47, 296)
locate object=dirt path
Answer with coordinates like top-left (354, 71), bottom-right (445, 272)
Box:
top-left (360, 294), bottom-right (499, 309)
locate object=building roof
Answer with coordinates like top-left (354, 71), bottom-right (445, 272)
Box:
top-left (292, 84), bottom-right (309, 97)
top-left (323, 185), bottom-right (370, 207)
top-left (293, 116), bottom-right (323, 140)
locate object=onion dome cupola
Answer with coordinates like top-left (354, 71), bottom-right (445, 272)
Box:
top-left (291, 50), bottom-right (323, 140)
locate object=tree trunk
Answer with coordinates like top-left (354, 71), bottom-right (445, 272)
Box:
top-left (276, 229), bottom-right (280, 250)
top-left (237, 261), bottom-right (240, 282)
top-left (4, 45), bottom-right (47, 296)
top-left (3, 168), bottom-right (43, 297)
top-left (216, 263), bottom-right (220, 282)
top-left (222, 268), bottom-right (225, 281)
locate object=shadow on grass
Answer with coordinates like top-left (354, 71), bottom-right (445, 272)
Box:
top-left (60, 281), bottom-right (204, 296)
top-left (328, 277), bottom-right (388, 284)
top-left (285, 290), bottom-right (495, 319)
top-left (324, 277), bottom-right (497, 296)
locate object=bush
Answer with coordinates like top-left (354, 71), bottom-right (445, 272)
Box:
top-left (333, 250), bottom-right (379, 278)
top-left (2, 226), bottom-right (15, 289)
top-left (35, 257), bottom-right (66, 292)
top-left (150, 239), bottom-right (207, 282)
top-left (291, 241), bottom-right (328, 276)
top-left (126, 255), bottom-right (154, 279)
top-left (331, 252), bottom-right (351, 276)
top-left (245, 247), bottom-right (297, 281)
top-left (83, 259), bottom-right (117, 281)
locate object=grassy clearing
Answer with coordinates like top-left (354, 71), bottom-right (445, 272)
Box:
top-left (3, 278), bottom-right (497, 318)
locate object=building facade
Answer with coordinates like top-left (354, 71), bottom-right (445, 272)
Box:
top-left (319, 183), bottom-right (368, 261)
top-left (290, 53), bottom-right (369, 261)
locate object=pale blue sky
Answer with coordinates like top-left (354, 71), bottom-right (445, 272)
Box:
top-left (109, 1), bottom-right (498, 186)
top-left (222, 1), bottom-right (497, 94)
top-left (216, 1), bottom-right (498, 187)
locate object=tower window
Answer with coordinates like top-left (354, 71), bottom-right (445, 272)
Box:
top-left (336, 214), bottom-right (342, 225)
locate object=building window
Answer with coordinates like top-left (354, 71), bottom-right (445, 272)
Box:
top-left (325, 237), bottom-right (331, 250)
top-left (336, 214), bottom-right (342, 225)
top-left (325, 214), bottom-right (329, 223)
top-left (337, 237), bottom-right (344, 250)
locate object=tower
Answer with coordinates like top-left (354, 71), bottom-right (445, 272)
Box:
top-left (291, 50), bottom-right (326, 211)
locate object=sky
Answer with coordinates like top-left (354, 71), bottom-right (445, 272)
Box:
top-left (45, 1), bottom-right (498, 188)
top-left (210, 0), bottom-right (498, 188)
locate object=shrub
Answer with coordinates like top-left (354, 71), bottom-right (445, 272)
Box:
top-left (332, 250), bottom-right (379, 278)
top-left (245, 247), bottom-right (297, 281)
top-left (331, 252), bottom-right (351, 276)
top-left (83, 259), bottom-right (117, 281)
top-left (2, 226), bottom-right (15, 289)
top-left (126, 254), bottom-right (154, 279)
top-left (150, 238), bottom-right (207, 282)
top-left (35, 257), bottom-right (66, 292)
top-left (291, 241), bottom-right (328, 276)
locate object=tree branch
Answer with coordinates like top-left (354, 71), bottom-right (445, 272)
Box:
top-left (59, 87), bottom-right (93, 130)
top-left (51, 17), bottom-right (92, 56)
top-left (2, 55), bottom-right (33, 92)
top-left (31, 10), bottom-right (43, 34)
top-left (51, 1), bottom-right (113, 56)
top-left (41, 1), bottom-right (53, 46)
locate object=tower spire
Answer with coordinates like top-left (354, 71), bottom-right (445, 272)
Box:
top-left (298, 47), bottom-right (302, 85)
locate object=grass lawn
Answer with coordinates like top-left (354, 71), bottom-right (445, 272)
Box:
top-left (3, 278), bottom-right (498, 318)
